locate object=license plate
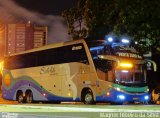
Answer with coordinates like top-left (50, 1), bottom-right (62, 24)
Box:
top-left (133, 97), bottom-right (139, 100)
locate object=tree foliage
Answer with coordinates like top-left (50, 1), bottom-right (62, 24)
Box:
top-left (62, 0), bottom-right (160, 53)
top-left (62, 0), bottom-right (87, 39)
top-left (83, 0), bottom-right (120, 39)
top-left (113, 0), bottom-right (160, 53)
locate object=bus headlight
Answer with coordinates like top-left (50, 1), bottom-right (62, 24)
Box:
top-left (118, 95), bottom-right (125, 100)
top-left (144, 95), bottom-right (149, 100)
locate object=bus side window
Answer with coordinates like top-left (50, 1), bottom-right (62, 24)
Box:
top-left (44, 43), bottom-right (89, 65)
top-left (37, 50), bottom-right (48, 66)
top-left (94, 59), bottom-right (114, 82)
top-left (95, 59), bottom-right (113, 72)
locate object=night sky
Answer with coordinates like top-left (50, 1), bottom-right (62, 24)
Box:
top-left (0, 0), bottom-right (78, 59)
top-left (14, 0), bottom-right (78, 15)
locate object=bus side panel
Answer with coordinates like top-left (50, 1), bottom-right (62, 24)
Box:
top-left (2, 67), bottom-right (63, 101)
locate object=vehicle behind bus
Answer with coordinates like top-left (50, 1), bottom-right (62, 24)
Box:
top-left (87, 39), bottom-right (150, 104)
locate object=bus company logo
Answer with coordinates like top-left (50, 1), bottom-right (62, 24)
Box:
top-left (40, 66), bottom-right (56, 75)
top-left (4, 74), bottom-right (11, 87)
top-left (72, 46), bottom-right (82, 51)
top-left (118, 46), bottom-right (137, 53)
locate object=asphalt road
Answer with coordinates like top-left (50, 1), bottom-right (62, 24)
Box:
top-left (0, 104), bottom-right (160, 118)
top-left (0, 91), bottom-right (160, 118)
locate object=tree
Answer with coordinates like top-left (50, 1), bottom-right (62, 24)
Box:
top-left (112, 0), bottom-right (160, 54)
top-left (83, 0), bottom-right (118, 40)
top-left (62, 0), bottom-right (118, 40)
top-left (62, 0), bottom-right (87, 39)
top-left (62, 0), bottom-right (160, 88)
top-left (62, 0), bottom-right (160, 54)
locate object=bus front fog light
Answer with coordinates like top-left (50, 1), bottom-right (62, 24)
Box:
top-left (144, 95), bottom-right (149, 100)
top-left (118, 95), bottom-right (125, 100)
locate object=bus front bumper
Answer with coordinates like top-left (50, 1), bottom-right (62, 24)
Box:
top-left (96, 89), bottom-right (151, 103)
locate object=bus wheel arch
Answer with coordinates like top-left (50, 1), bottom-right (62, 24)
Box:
top-left (25, 89), bottom-right (33, 103)
top-left (81, 88), bottom-right (95, 104)
top-left (16, 90), bottom-right (24, 103)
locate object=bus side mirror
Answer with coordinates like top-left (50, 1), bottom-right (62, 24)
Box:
top-left (145, 59), bottom-right (157, 72)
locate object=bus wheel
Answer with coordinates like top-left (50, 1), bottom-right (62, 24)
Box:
top-left (26, 91), bottom-right (33, 103)
top-left (143, 101), bottom-right (149, 105)
top-left (83, 90), bottom-right (95, 104)
top-left (16, 92), bottom-right (24, 103)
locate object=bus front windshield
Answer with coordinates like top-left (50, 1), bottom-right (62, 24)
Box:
top-left (115, 64), bottom-right (146, 86)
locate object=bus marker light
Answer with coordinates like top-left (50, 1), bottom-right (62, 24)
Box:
top-left (106, 92), bottom-right (110, 96)
top-left (108, 37), bottom-right (113, 42)
top-left (118, 95), bottom-right (125, 100)
top-left (121, 70), bottom-right (129, 73)
top-left (116, 88), bottom-right (121, 91)
top-left (119, 62), bottom-right (133, 68)
top-left (68, 93), bottom-right (71, 96)
top-left (144, 95), bottom-right (149, 100)
top-left (43, 93), bottom-right (46, 96)
top-left (121, 38), bottom-right (129, 43)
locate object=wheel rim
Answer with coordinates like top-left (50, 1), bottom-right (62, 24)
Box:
top-left (85, 93), bottom-right (93, 103)
top-left (26, 94), bottom-right (33, 103)
top-left (18, 95), bottom-right (23, 103)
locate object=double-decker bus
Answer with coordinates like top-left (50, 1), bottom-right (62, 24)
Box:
top-left (2, 39), bottom-right (151, 104)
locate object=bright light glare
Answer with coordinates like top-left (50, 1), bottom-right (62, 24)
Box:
top-left (118, 95), bottom-right (125, 100)
top-left (43, 93), bottom-right (46, 96)
top-left (144, 95), bottom-right (149, 100)
top-left (68, 93), bottom-right (71, 96)
top-left (119, 63), bottom-right (133, 68)
top-left (135, 41), bottom-right (138, 44)
top-left (116, 88), bottom-right (121, 91)
top-left (108, 37), bottom-right (113, 42)
top-left (106, 92), bottom-right (110, 96)
top-left (121, 38), bottom-right (129, 43)
top-left (0, 61), bottom-right (4, 74)
top-left (121, 70), bottom-right (129, 73)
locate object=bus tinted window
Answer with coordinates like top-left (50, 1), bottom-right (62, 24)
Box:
top-left (45, 43), bottom-right (88, 65)
top-left (4, 43), bottom-right (88, 70)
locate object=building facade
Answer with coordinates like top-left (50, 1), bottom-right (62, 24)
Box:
top-left (5, 23), bottom-right (47, 55)
top-left (0, 24), bottom-right (6, 60)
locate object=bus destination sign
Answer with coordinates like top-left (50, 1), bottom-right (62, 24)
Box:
top-left (117, 52), bottom-right (142, 59)
top-left (113, 46), bottom-right (142, 59)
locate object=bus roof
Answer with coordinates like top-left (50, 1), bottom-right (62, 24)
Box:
top-left (6, 39), bottom-right (86, 57)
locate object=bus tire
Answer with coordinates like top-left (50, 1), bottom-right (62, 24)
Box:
top-left (25, 91), bottom-right (33, 103)
top-left (83, 89), bottom-right (95, 104)
top-left (16, 91), bottom-right (24, 103)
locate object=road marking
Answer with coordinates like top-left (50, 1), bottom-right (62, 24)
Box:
top-left (1, 105), bottom-right (160, 113)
